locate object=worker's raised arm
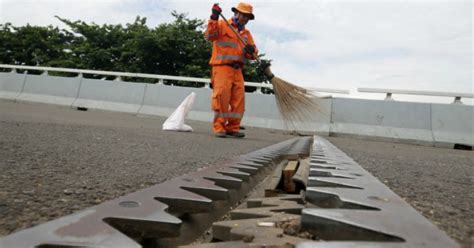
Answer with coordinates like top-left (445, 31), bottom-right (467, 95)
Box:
top-left (204, 4), bottom-right (222, 41)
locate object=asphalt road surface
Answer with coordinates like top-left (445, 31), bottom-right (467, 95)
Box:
top-left (0, 100), bottom-right (472, 247)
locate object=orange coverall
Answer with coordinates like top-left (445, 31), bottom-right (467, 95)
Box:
top-left (205, 18), bottom-right (257, 134)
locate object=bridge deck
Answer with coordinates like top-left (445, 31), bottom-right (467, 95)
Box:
top-left (0, 100), bottom-right (472, 247)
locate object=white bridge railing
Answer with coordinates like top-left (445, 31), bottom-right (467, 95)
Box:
top-left (358, 88), bottom-right (474, 104)
top-left (3, 64), bottom-right (471, 103)
top-left (0, 64), bottom-right (349, 95)
top-left (1, 64), bottom-right (472, 147)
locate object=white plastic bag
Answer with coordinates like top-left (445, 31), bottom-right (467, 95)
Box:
top-left (162, 92), bottom-right (196, 132)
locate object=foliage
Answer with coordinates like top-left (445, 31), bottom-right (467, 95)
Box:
top-left (0, 23), bottom-right (75, 67)
top-left (0, 12), bottom-right (267, 89)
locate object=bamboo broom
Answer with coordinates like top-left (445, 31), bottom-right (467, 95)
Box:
top-left (261, 65), bottom-right (330, 130)
top-left (218, 11), bottom-right (329, 130)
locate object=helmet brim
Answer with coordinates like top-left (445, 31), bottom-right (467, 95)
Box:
top-left (231, 7), bottom-right (255, 20)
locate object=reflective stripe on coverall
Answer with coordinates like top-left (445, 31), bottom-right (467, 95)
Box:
top-left (205, 18), bottom-right (257, 133)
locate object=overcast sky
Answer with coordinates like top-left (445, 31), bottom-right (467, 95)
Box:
top-left (1, 0), bottom-right (472, 104)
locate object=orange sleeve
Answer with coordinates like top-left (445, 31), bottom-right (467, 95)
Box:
top-left (244, 31), bottom-right (258, 60)
top-left (204, 19), bottom-right (220, 41)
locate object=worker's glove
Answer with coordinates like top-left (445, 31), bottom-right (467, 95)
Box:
top-left (210, 3), bottom-right (222, 20)
top-left (258, 60), bottom-right (271, 73)
top-left (258, 60), bottom-right (274, 80)
top-left (244, 44), bottom-right (255, 55)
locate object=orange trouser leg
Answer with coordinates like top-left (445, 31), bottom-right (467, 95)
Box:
top-left (211, 66), bottom-right (245, 133)
top-left (227, 70), bottom-right (245, 132)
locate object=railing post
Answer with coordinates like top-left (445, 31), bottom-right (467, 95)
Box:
top-left (385, 92), bottom-right (393, 100)
top-left (114, 76), bottom-right (122, 81)
top-left (158, 79), bottom-right (164, 84)
top-left (42, 71), bottom-right (49, 76)
top-left (77, 72), bottom-right (83, 78)
top-left (453, 96), bottom-right (463, 104)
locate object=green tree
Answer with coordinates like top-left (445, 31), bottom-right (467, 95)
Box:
top-left (0, 12), bottom-right (268, 89)
top-left (0, 23), bottom-right (75, 68)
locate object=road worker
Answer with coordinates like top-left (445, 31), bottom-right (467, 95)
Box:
top-left (204, 2), bottom-right (258, 138)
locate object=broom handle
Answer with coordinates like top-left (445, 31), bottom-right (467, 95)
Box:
top-left (218, 11), bottom-right (261, 64)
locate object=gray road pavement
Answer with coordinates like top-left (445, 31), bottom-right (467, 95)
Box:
top-left (327, 136), bottom-right (473, 247)
top-left (0, 100), bottom-right (472, 247)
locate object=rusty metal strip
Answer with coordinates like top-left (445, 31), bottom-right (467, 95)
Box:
top-left (208, 196), bottom-right (308, 246)
top-left (0, 137), bottom-right (312, 247)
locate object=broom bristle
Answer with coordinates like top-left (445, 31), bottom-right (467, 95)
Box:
top-left (271, 76), bottom-right (327, 131)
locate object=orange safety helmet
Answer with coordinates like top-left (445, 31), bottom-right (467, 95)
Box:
top-left (231, 2), bottom-right (255, 20)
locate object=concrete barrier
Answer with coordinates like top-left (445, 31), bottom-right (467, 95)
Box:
top-left (243, 93), bottom-right (284, 129)
top-left (330, 98), bottom-right (434, 145)
top-left (431, 103), bottom-right (474, 148)
top-left (305, 98), bottom-right (331, 135)
top-left (72, 78), bottom-right (146, 114)
top-left (245, 95), bottom-right (332, 134)
top-left (138, 84), bottom-right (331, 133)
top-left (16, 74), bottom-right (81, 106)
top-left (2, 72), bottom-right (472, 148)
top-left (0, 72), bottom-right (26, 100)
top-left (138, 84), bottom-right (213, 122)
top-left (139, 84), bottom-right (283, 127)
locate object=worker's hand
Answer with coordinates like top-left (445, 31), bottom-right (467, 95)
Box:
top-left (211, 3), bottom-right (222, 20)
top-left (244, 44), bottom-right (255, 55)
top-left (258, 60), bottom-right (274, 80)
top-left (258, 60), bottom-right (271, 71)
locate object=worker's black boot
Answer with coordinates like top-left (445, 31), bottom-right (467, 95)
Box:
top-left (226, 131), bottom-right (245, 138)
top-left (215, 132), bottom-right (227, 138)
